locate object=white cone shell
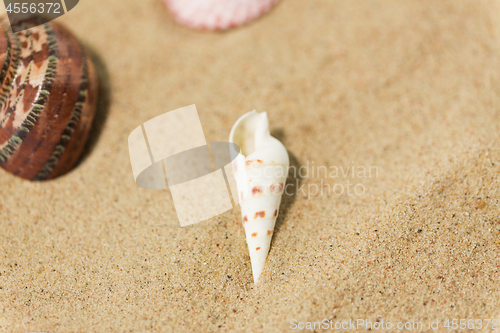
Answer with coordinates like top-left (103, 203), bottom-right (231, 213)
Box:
top-left (229, 111), bottom-right (289, 283)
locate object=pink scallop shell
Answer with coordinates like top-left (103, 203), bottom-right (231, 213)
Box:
top-left (164, 0), bottom-right (279, 30)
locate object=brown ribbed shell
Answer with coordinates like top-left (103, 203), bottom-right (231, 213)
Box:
top-left (0, 17), bottom-right (97, 181)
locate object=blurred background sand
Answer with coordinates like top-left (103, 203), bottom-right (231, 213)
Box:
top-left (0, 0), bottom-right (499, 331)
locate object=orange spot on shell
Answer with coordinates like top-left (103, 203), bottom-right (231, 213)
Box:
top-left (271, 183), bottom-right (284, 194)
top-left (254, 211), bottom-right (266, 219)
top-left (267, 230), bottom-right (273, 236)
top-left (246, 159), bottom-right (263, 166)
top-left (256, 247), bottom-right (261, 251)
top-left (251, 232), bottom-right (258, 237)
top-left (273, 209), bottom-right (277, 217)
top-left (243, 215), bottom-right (248, 222)
top-left (252, 186), bottom-right (262, 196)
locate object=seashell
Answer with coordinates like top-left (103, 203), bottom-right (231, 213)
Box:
top-left (0, 16), bottom-right (98, 181)
top-left (229, 110), bottom-right (289, 283)
top-left (164, 0), bottom-right (279, 30)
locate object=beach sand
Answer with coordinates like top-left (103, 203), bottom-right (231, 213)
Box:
top-left (1, 0), bottom-right (499, 331)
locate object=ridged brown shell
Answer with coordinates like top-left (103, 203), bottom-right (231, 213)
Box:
top-left (0, 17), bottom-right (97, 180)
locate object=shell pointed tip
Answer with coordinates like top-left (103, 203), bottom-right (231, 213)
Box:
top-left (251, 261), bottom-right (265, 283)
top-left (253, 272), bottom-right (262, 284)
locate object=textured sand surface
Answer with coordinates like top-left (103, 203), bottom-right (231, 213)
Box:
top-left (1, 0), bottom-right (499, 331)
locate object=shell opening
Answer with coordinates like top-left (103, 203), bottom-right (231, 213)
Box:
top-left (229, 111), bottom-right (268, 157)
